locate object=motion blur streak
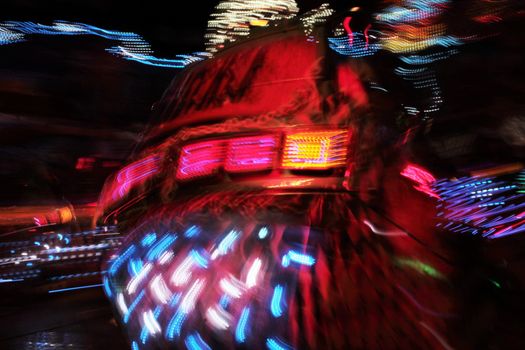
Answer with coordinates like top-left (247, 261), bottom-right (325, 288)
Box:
top-left (0, 21), bottom-right (210, 68)
top-left (433, 172), bottom-right (525, 238)
top-left (176, 140), bottom-right (225, 180)
top-left (235, 306), bottom-right (251, 343)
top-left (205, 0), bottom-right (299, 53)
top-left (401, 164), bottom-right (440, 199)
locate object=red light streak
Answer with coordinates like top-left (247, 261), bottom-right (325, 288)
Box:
top-left (343, 16), bottom-right (353, 47)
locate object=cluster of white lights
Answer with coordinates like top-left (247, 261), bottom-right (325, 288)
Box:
top-left (300, 3), bottom-right (334, 37)
top-left (205, 0), bottom-right (299, 53)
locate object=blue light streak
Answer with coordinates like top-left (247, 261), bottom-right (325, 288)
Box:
top-left (140, 326), bottom-right (149, 344)
top-left (282, 250), bottom-right (315, 267)
top-left (128, 258), bottom-right (143, 277)
top-left (184, 225), bottom-right (200, 238)
top-left (219, 295), bottom-right (230, 309)
top-left (215, 229), bottom-right (239, 257)
top-left (141, 233), bottom-right (157, 247)
top-left (103, 276), bottom-right (112, 298)
top-left (0, 21), bottom-right (210, 69)
top-left (124, 290), bottom-right (146, 323)
top-left (400, 50), bottom-right (459, 65)
top-left (145, 234), bottom-right (177, 261)
top-left (140, 305), bottom-right (163, 344)
top-left (270, 285), bottom-right (285, 317)
top-left (434, 175), bottom-right (525, 238)
top-left (166, 310), bottom-right (186, 340)
top-left (48, 283), bottom-right (103, 294)
top-left (131, 341), bottom-right (139, 350)
top-left (235, 306), bottom-right (251, 343)
top-left (109, 244), bottom-right (136, 275)
top-left (190, 249), bottom-right (208, 268)
top-left (185, 332), bottom-right (211, 350)
top-left (266, 337), bottom-right (293, 350)
top-left (169, 292), bottom-right (182, 307)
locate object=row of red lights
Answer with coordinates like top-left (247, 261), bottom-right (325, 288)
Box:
top-left (175, 130), bottom-right (350, 180)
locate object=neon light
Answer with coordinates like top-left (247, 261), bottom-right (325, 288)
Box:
top-left (211, 229), bottom-right (239, 260)
top-left (246, 258), bottom-right (262, 288)
top-left (140, 326), bottom-right (149, 344)
top-left (109, 244), bottom-right (136, 275)
top-left (159, 251), bottom-right (174, 265)
top-left (282, 130), bottom-right (348, 169)
top-left (282, 250), bottom-right (315, 267)
top-left (124, 290), bottom-right (146, 323)
top-left (0, 278), bottom-right (24, 283)
top-left (394, 258), bottom-right (444, 279)
top-left (150, 275), bottom-right (172, 304)
top-left (177, 140), bottom-right (225, 180)
top-left (143, 309), bottom-right (161, 335)
top-left (146, 234), bottom-right (177, 261)
top-left (225, 135), bottom-right (277, 173)
top-left (48, 283), bottom-right (103, 293)
top-left (219, 277), bottom-right (243, 299)
top-left (171, 252), bottom-right (198, 286)
top-left (128, 258), bottom-right (143, 277)
top-left (185, 332), bottom-right (211, 350)
top-left (166, 310), bottom-right (186, 340)
top-left (219, 295), bottom-right (230, 309)
top-left (141, 233), bottom-right (157, 247)
top-left (169, 292), bottom-right (182, 307)
top-left (266, 337), bottom-right (293, 350)
top-left (205, 0), bottom-right (299, 54)
top-left (433, 175), bottom-right (525, 238)
top-left (1, 21), bottom-right (208, 69)
top-left (343, 17), bottom-right (353, 47)
top-left (184, 225), bottom-right (200, 238)
top-left (363, 220), bottom-right (406, 237)
top-left (258, 227), bottom-right (269, 239)
top-left (127, 263), bottom-right (152, 294)
top-left (400, 50), bottom-right (459, 65)
top-left (364, 24), bottom-right (371, 49)
top-left (270, 284), bottom-right (285, 317)
top-left (205, 306), bottom-right (230, 330)
top-left (180, 279), bottom-right (205, 313)
top-left (235, 306), bottom-right (251, 343)
top-left (114, 155), bottom-right (160, 200)
top-left (103, 276), bottom-right (112, 298)
top-left (117, 293), bottom-right (128, 315)
top-left (190, 249), bottom-right (208, 268)
top-left (401, 164), bottom-right (440, 199)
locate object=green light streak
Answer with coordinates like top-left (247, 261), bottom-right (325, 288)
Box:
top-left (394, 257), bottom-right (445, 280)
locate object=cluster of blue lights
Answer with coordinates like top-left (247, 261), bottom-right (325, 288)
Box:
top-left (434, 173), bottom-right (525, 239)
top-left (103, 222), bottom-right (319, 349)
top-left (328, 32), bottom-right (381, 58)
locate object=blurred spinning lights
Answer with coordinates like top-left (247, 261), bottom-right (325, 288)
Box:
top-left (205, 0), bottom-right (299, 54)
top-left (0, 21), bottom-right (210, 68)
top-left (104, 222), bottom-right (320, 349)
